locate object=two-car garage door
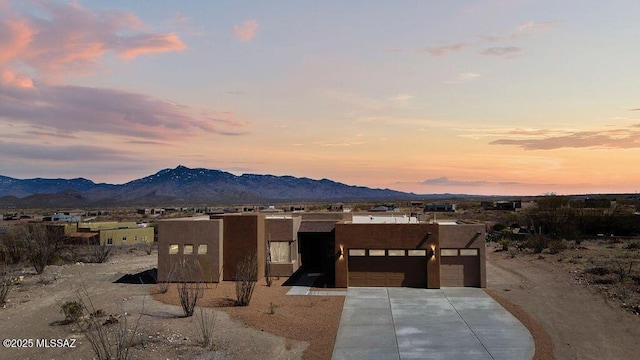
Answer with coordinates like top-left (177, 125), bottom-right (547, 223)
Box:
top-left (347, 248), bottom-right (481, 288)
top-left (347, 249), bottom-right (427, 288)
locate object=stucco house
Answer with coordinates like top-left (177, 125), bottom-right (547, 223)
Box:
top-left (157, 213), bottom-right (486, 288)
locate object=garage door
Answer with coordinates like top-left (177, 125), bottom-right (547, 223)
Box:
top-left (440, 248), bottom-right (480, 287)
top-left (348, 249), bottom-right (427, 287)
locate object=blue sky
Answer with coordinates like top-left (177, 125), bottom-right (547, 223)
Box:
top-left (1, 0), bottom-right (640, 195)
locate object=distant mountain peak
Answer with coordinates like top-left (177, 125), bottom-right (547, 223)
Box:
top-left (0, 166), bottom-right (421, 207)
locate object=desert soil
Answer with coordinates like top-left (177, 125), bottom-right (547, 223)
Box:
top-left (486, 245), bottom-right (640, 360)
top-left (4, 244), bottom-right (640, 360)
top-left (0, 248), bottom-right (326, 360)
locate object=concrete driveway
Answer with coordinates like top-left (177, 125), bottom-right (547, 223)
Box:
top-left (332, 287), bottom-right (534, 360)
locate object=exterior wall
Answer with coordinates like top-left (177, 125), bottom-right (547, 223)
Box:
top-left (438, 223), bottom-right (486, 288)
top-left (334, 223), bottom-right (440, 288)
top-left (157, 218), bottom-right (223, 283)
top-left (211, 214), bottom-right (265, 281)
top-left (99, 227), bottom-right (154, 246)
top-left (265, 216), bottom-right (302, 276)
top-left (79, 222), bottom-right (137, 231)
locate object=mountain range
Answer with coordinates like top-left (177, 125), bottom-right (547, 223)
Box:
top-left (0, 165), bottom-right (430, 208)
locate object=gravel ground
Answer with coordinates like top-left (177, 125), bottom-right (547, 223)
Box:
top-left (487, 247), bottom-right (640, 360)
top-left (0, 249), bottom-right (310, 360)
top-left (154, 277), bottom-right (345, 360)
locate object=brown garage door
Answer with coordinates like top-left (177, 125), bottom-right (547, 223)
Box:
top-left (440, 249), bottom-right (480, 287)
top-left (348, 249), bottom-right (427, 287)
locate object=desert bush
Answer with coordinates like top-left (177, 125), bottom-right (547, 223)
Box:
top-left (76, 287), bottom-right (143, 360)
top-left (157, 261), bottom-right (177, 294)
top-left (1, 267), bottom-right (15, 305)
top-left (21, 224), bottom-right (54, 274)
top-left (267, 302), bottom-right (278, 315)
top-left (176, 260), bottom-right (203, 317)
top-left (592, 275), bottom-right (617, 284)
top-left (235, 251), bottom-right (258, 306)
top-left (624, 241), bottom-right (640, 250)
top-left (585, 266), bottom-right (611, 276)
top-left (612, 260), bottom-right (635, 282)
top-left (141, 242), bottom-right (154, 255)
top-left (1, 227), bottom-right (25, 264)
top-left (92, 243), bottom-right (113, 263)
top-left (60, 300), bottom-right (84, 323)
top-left (498, 238), bottom-right (511, 251)
top-left (525, 234), bottom-right (548, 254)
top-left (195, 307), bottom-right (217, 349)
top-left (548, 240), bottom-right (567, 254)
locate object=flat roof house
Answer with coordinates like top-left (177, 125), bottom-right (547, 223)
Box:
top-left (157, 213), bottom-right (486, 288)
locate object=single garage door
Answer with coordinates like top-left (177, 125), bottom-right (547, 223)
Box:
top-left (348, 249), bottom-right (427, 287)
top-left (440, 248), bottom-right (480, 287)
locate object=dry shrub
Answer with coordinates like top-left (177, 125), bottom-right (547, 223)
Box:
top-left (76, 287), bottom-right (144, 360)
top-left (195, 307), bottom-right (217, 348)
top-left (157, 261), bottom-right (177, 294)
top-left (176, 260), bottom-right (203, 317)
top-left (235, 251), bottom-right (258, 306)
top-left (22, 224), bottom-right (53, 274)
top-left (92, 243), bottom-right (113, 263)
top-left (1, 267), bottom-right (14, 305)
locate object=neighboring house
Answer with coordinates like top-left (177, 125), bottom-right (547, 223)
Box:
top-left (157, 212), bottom-right (486, 288)
top-left (425, 203), bottom-right (456, 212)
top-left (481, 200), bottom-right (521, 211)
top-left (76, 221), bottom-right (152, 246)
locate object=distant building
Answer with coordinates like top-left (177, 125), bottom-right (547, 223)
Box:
top-left (481, 200), bottom-right (521, 211)
top-left (425, 203), bottom-right (456, 212)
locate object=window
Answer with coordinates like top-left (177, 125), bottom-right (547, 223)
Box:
top-left (270, 241), bottom-right (291, 263)
top-left (369, 249), bottom-right (385, 256)
top-left (184, 244), bottom-right (193, 254)
top-left (441, 249), bottom-right (458, 257)
top-left (122, 236), bottom-right (127, 242)
top-left (348, 249), bottom-right (365, 256)
top-left (388, 250), bottom-right (405, 256)
top-left (169, 244), bottom-right (179, 254)
top-left (198, 244), bottom-right (208, 254)
top-left (408, 249), bottom-right (426, 256)
top-left (106, 238), bottom-right (113, 245)
top-left (460, 249), bottom-right (479, 256)
top-left (134, 236), bottom-right (138, 242)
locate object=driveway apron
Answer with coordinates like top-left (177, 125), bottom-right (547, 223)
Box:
top-left (332, 287), bottom-right (534, 360)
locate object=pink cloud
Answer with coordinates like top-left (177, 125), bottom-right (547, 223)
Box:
top-left (117, 33), bottom-right (187, 59)
top-left (1, 69), bottom-right (34, 88)
top-left (0, 0), bottom-right (186, 80)
top-left (424, 43), bottom-right (468, 57)
top-left (232, 20), bottom-right (259, 42)
top-left (490, 125), bottom-right (640, 150)
top-left (0, 83), bottom-right (249, 139)
top-left (0, 18), bottom-right (35, 65)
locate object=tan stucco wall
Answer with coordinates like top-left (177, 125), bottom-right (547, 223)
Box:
top-left (99, 227), bottom-right (154, 246)
top-left (210, 214), bottom-right (266, 281)
top-left (157, 218), bottom-right (223, 283)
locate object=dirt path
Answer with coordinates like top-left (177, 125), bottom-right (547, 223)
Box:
top-left (0, 249), bottom-right (306, 360)
top-left (487, 249), bottom-right (640, 360)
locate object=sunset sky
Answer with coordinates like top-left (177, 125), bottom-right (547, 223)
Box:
top-left (1, 0), bottom-right (640, 196)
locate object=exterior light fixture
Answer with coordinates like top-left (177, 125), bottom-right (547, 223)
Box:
top-left (429, 244), bottom-right (436, 261)
top-left (339, 245), bottom-right (344, 259)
